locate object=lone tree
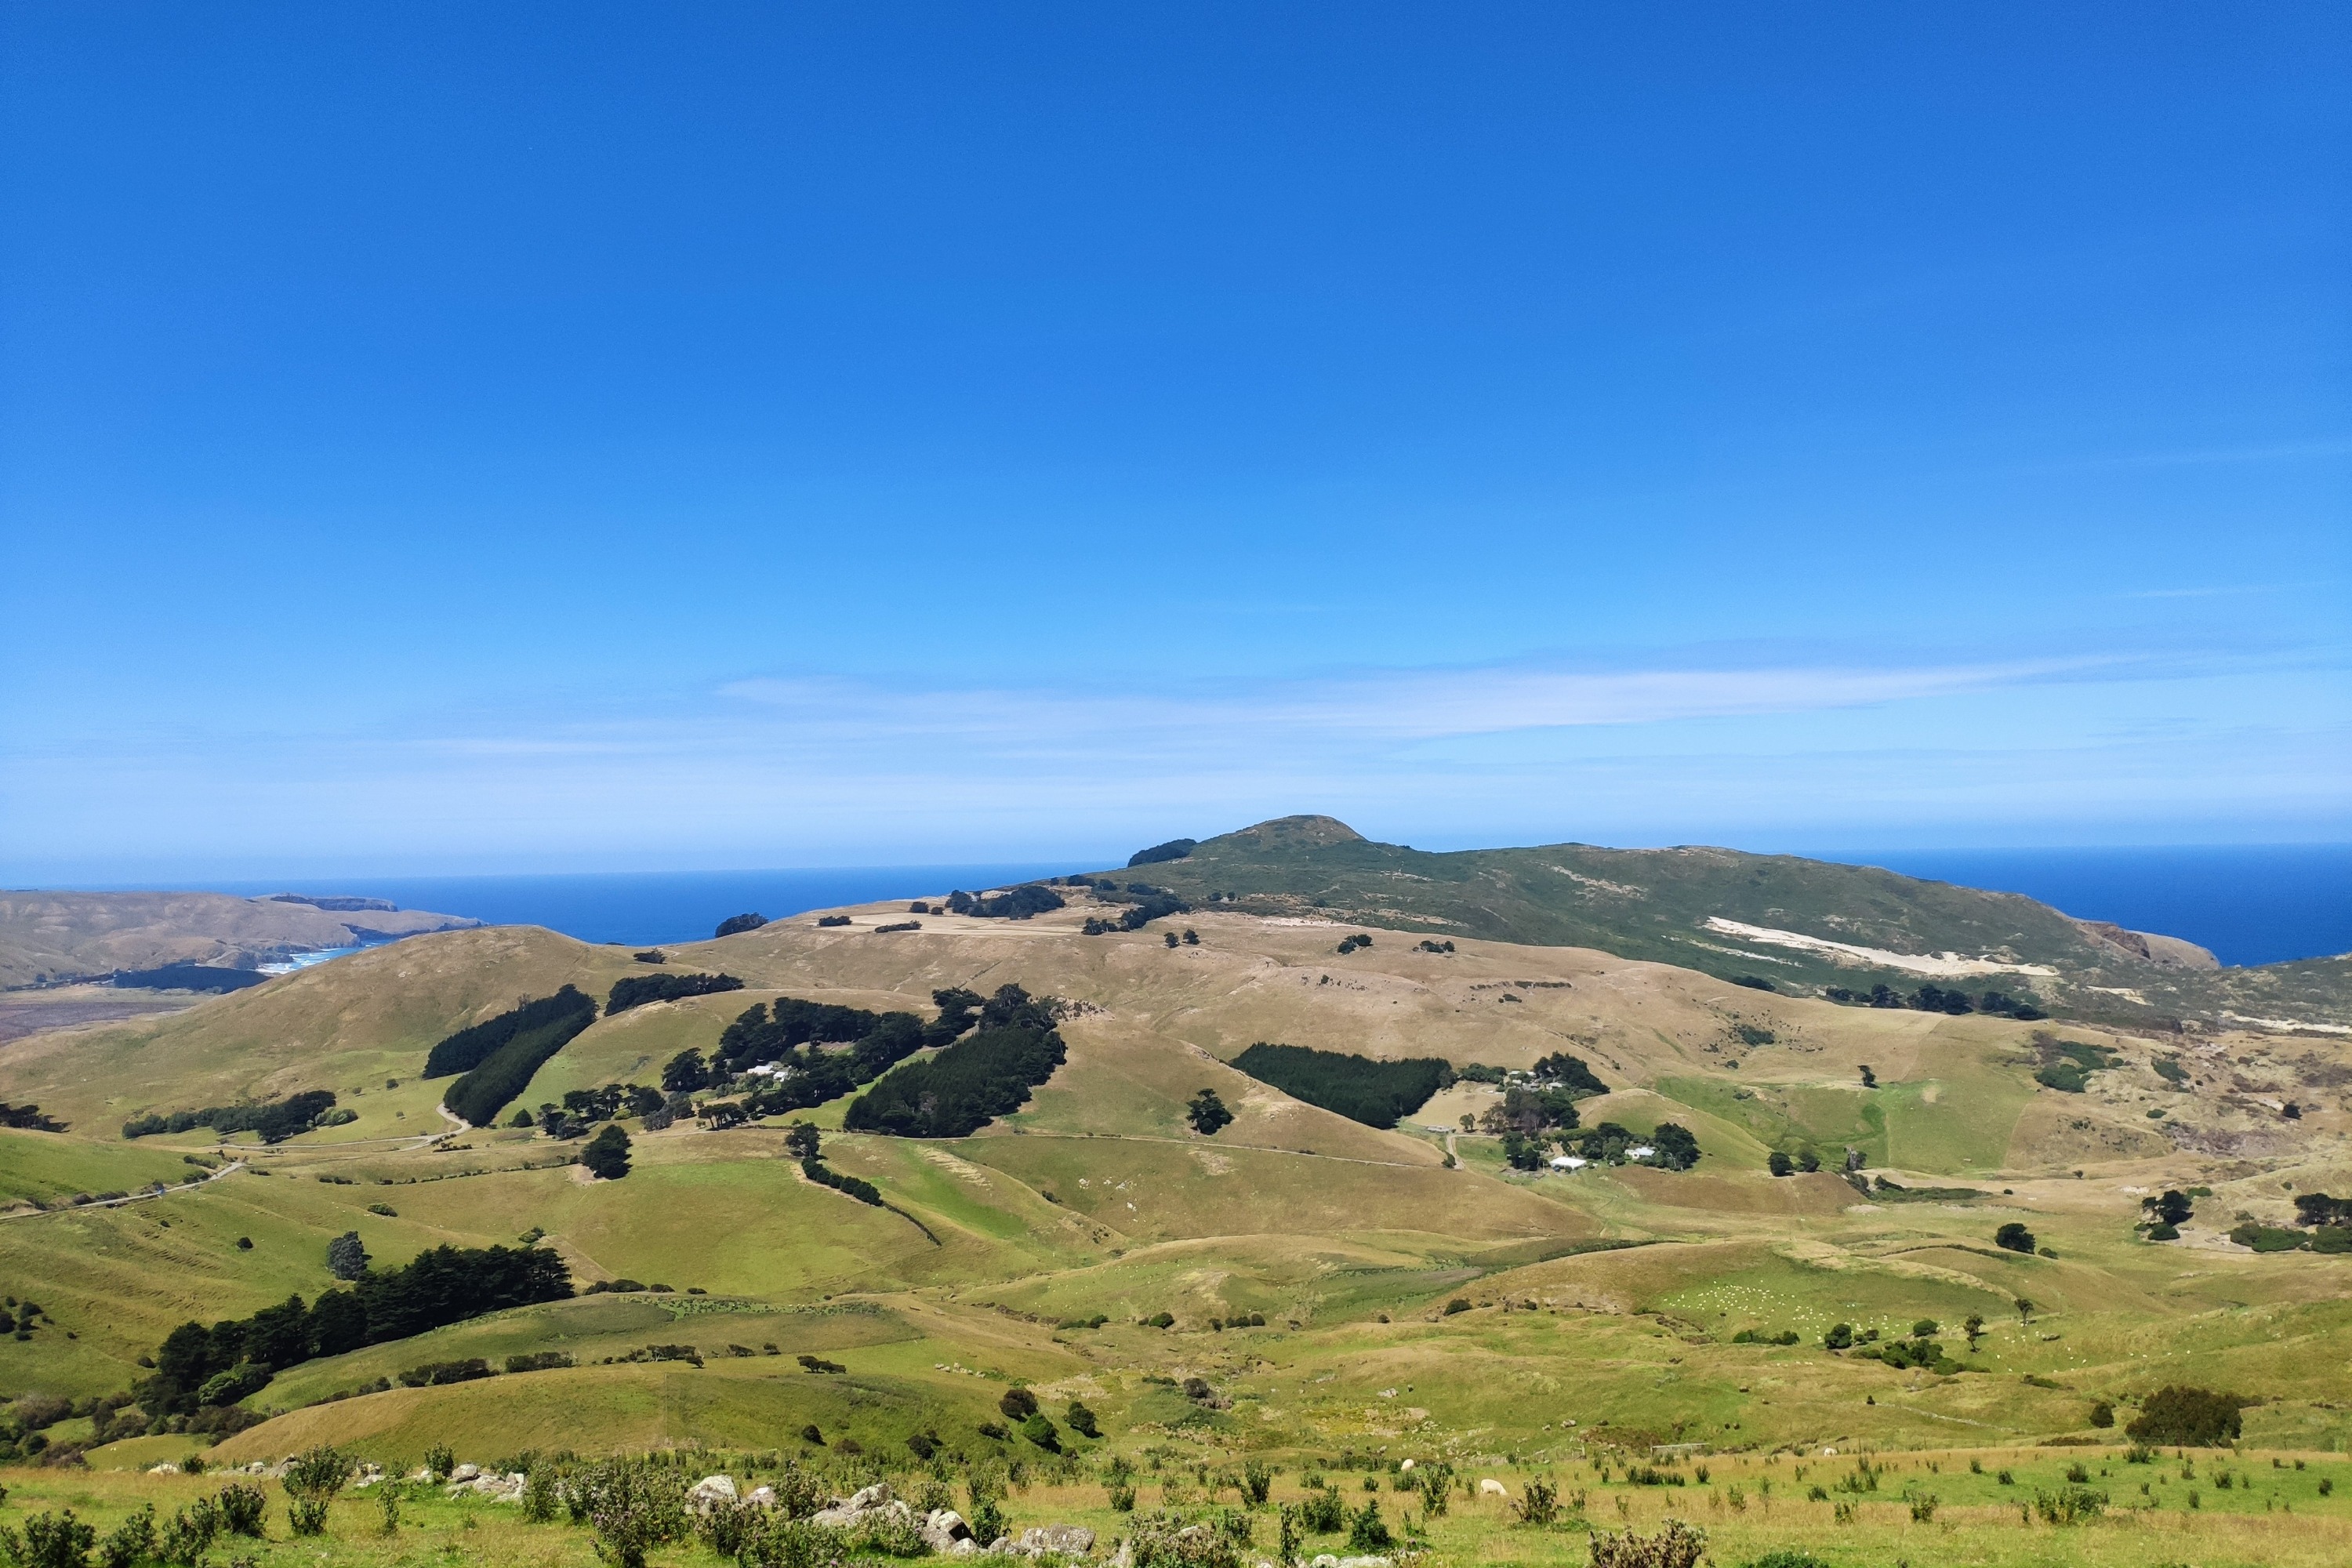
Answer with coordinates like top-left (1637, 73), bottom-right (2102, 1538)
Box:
top-left (1187, 1088), bottom-right (1234, 1137)
top-left (1767, 1151), bottom-right (1794, 1177)
top-left (325, 1230), bottom-right (369, 1281)
top-left (582, 1123), bottom-right (633, 1180)
top-left (2126, 1385), bottom-right (2245, 1446)
top-left (783, 1122), bottom-right (821, 1160)
top-left (1994, 1222), bottom-right (2037, 1254)
top-left (1963, 1312), bottom-right (1986, 1352)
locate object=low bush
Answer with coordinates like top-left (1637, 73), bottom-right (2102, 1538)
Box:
top-left (1588, 1519), bottom-right (1705, 1568)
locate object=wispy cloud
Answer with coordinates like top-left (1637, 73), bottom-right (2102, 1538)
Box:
top-left (711, 655), bottom-right (2110, 755)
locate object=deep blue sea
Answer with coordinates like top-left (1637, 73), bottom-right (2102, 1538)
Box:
top-left (165, 845), bottom-right (2352, 968)
top-left (1811, 845), bottom-right (2352, 967)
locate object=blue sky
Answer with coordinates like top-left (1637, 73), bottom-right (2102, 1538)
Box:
top-left (2, 2), bottom-right (2346, 880)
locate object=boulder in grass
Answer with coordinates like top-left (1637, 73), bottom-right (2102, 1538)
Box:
top-left (922, 1509), bottom-right (975, 1552)
top-left (691, 1475), bottom-right (740, 1513)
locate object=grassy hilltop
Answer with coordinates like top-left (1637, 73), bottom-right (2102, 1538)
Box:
top-left (1102, 815), bottom-right (2352, 1031)
top-left (0, 824), bottom-right (2345, 1565)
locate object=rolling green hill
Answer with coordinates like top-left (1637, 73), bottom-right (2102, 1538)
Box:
top-left (0, 844), bottom-right (2343, 1568)
top-left (1091, 815), bottom-right (2351, 1030)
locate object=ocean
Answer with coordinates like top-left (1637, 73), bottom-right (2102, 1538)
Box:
top-left (1813, 844), bottom-right (2352, 967)
top-left (194, 845), bottom-right (2350, 968)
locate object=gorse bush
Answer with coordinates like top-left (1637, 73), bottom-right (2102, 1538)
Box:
top-left (1128, 1511), bottom-right (1240, 1568)
top-left (1588, 1519), bottom-right (1705, 1568)
top-left (96, 1504), bottom-right (156, 1568)
top-left (575, 1455), bottom-right (690, 1568)
top-left (1345, 1501), bottom-right (1392, 1551)
top-left (283, 1444), bottom-right (354, 1536)
top-left (1298, 1487), bottom-right (1347, 1533)
top-left (3, 1509), bottom-right (97, 1568)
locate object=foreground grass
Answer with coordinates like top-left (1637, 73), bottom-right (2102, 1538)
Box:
top-left (7, 1446), bottom-right (2352, 1568)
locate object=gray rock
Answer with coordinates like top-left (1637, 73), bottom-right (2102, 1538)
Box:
top-left (451, 1463), bottom-right (481, 1483)
top-left (922, 1508), bottom-right (975, 1552)
top-left (691, 1475), bottom-right (741, 1513)
top-left (1014, 1525), bottom-right (1095, 1558)
top-left (747, 1485), bottom-right (778, 1508)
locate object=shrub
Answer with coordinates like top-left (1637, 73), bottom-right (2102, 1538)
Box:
top-left (1588, 1519), bottom-right (1705, 1568)
top-left (1444, 1298), bottom-right (1471, 1316)
top-left (1994, 1222), bottom-right (2037, 1254)
top-left (1767, 1151), bottom-right (1793, 1177)
top-left (96, 1505), bottom-right (157, 1568)
top-left (575, 1456), bottom-right (690, 1568)
top-left (2126, 1385), bottom-right (2245, 1446)
top-left (1129, 839), bottom-right (1198, 866)
top-left (735, 1514), bottom-right (846, 1568)
top-left (155, 1499), bottom-right (221, 1566)
top-left (1740, 1555), bottom-right (1830, 1568)
top-left (1129, 1510), bottom-right (1240, 1568)
top-left (1298, 1489), bottom-right (1346, 1533)
top-left (1241, 1459), bottom-right (1272, 1506)
top-left (1511, 1478), bottom-right (1559, 1526)
top-left (2033, 1486), bottom-right (2107, 1525)
top-left (1345, 1501), bottom-right (1392, 1551)
top-left (3, 1510), bottom-right (98, 1568)
top-left (282, 1445), bottom-right (353, 1535)
top-left (215, 1483), bottom-right (266, 1537)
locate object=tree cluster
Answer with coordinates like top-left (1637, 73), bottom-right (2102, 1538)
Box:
top-left (0, 1103), bottom-right (64, 1132)
top-left (145, 1243), bottom-right (572, 1416)
top-left (442, 1020), bottom-right (598, 1128)
top-left (844, 986), bottom-right (1067, 1138)
top-left (122, 1090), bottom-right (341, 1144)
top-left (424, 986), bottom-right (598, 1077)
top-left (713, 913), bottom-right (768, 938)
top-left (108, 964), bottom-right (271, 993)
top-left (607, 971), bottom-right (745, 1014)
top-left (671, 994), bottom-right (936, 1120)
top-left (1229, 1042), bottom-right (1450, 1129)
top-left (1127, 838), bottom-right (1199, 866)
top-left (945, 884), bottom-right (1066, 920)
top-left (800, 1156), bottom-right (882, 1205)
top-left (1824, 982), bottom-right (2045, 1020)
